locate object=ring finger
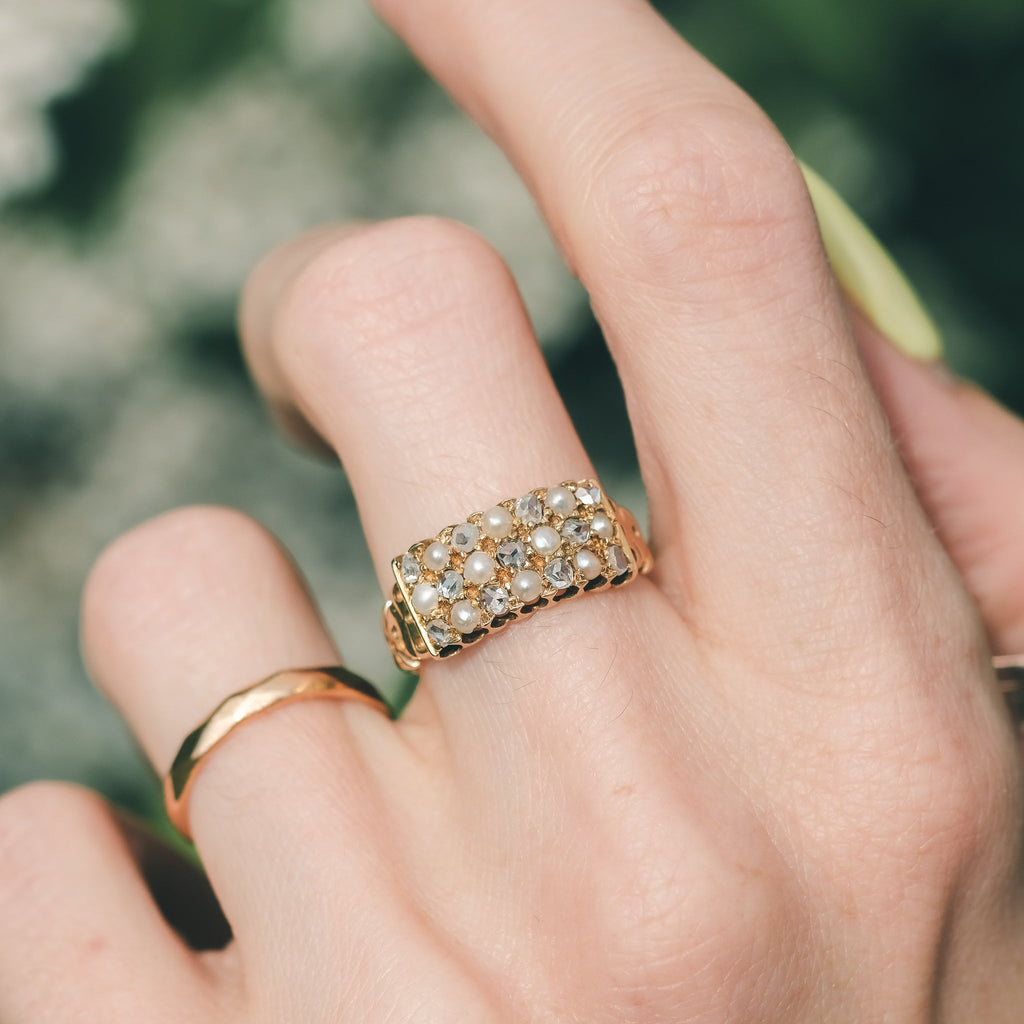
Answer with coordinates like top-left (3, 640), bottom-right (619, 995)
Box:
top-left (239, 217), bottom-right (693, 760)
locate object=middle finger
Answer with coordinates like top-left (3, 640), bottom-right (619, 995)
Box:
top-left (372, 0), bottom-right (947, 655)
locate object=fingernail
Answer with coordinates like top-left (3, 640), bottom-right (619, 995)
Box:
top-left (800, 161), bottom-right (943, 362)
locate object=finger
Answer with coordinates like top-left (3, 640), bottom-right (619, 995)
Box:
top-left (81, 506), bottom-right (412, 955)
top-left (241, 218), bottom-right (594, 577)
top-left (369, 0), bottom-right (946, 656)
top-left (857, 317), bottom-right (1024, 654)
top-left (0, 782), bottom-right (213, 1022)
top-left (240, 218), bottom-right (702, 761)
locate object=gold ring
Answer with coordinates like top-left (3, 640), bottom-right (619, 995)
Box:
top-left (383, 479), bottom-right (653, 673)
top-left (164, 667), bottom-right (392, 841)
top-left (995, 654), bottom-right (1024, 723)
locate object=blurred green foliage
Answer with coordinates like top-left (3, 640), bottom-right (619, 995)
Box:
top-left (17, 0), bottom-right (1023, 402)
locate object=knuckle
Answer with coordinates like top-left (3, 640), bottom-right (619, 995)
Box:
top-left (583, 772), bottom-right (804, 1017)
top-left (82, 506), bottom-right (280, 660)
top-left (0, 783), bottom-right (105, 906)
top-left (273, 216), bottom-right (512, 379)
top-left (849, 682), bottom-right (1022, 882)
top-left (920, 713), bottom-right (1021, 864)
top-left (589, 109), bottom-right (813, 289)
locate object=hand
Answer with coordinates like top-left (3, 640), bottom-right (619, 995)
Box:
top-left (3, 2), bottom-right (1024, 1021)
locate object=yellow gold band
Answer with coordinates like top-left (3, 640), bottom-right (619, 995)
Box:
top-left (995, 654), bottom-right (1024, 724)
top-left (164, 667), bottom-right (391, 841)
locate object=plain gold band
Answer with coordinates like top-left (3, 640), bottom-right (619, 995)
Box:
top-left (995, 654), bottom-right (1024, 722)
top-left (164, 667), bottom-right (392, 841)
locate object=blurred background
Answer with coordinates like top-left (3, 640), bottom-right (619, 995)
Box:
top-left (1, 0), bottom-right (1022, 821)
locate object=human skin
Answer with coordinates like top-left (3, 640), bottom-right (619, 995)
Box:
top-left (2, 1), bottom-right (1024, 1021)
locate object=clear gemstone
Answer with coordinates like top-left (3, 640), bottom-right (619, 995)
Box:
top-left (544, 557), bottom-right (574, 590)
top-left (437, 570), bottom-right (464, 601)
top-left (561, 518), bottom-right (590, 545)
top-left (575, 485), bottom-right (601, 506)
top-left (480, 584), bottom-right (510, 616)
top-left (545, 485), bottom-right (576, 514)
top-left (426, 619), bottom-right (454, 646)
top-left (496, 539), bottom-right (528, 570)
top-left (400, 553), bottom-right (421, 584)
top-left (423, 541), bottom-right (449, 571)
top-left (450, 599), bottom-right (482, 634)
top-left (607, 545), bottom-right (630, 577)
top-left (515, 493), bottom-right (544, 525)
top-left (530, 525), bottom-right (561, 556)
top-left (463, 550), bottom-right (495, 585)
top-left (591, 511), bottom-right (614, 541)
top-left (452, 522), bottom-right (480, 553)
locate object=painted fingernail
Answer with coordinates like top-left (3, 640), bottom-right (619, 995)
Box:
top-left (800, 161), bottom-right (943, 362)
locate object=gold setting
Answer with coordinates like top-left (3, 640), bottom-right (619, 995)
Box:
top-left (383, 480), bottom-right (653, 673)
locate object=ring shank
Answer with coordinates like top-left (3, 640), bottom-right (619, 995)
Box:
top-left (164, 667), bottom-right (392, 841)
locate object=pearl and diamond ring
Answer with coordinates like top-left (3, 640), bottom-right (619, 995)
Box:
top-left (382, 480), bottom-right (653, 673)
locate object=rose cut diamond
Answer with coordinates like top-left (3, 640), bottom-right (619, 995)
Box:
top-left (514, 493), bottom-right (544, 525)
top-left (426, 619), bottom-right (454, 646)
top-left (607, 545), bottom-right (630, 577)
top-left (561, 518), bottom-right (590, 545)
top-left (544, 557), bottom-right (574, 590)
top-left (496, 539), bottom-right (528, 570)
top-left (437, 570), bottom-right (464, 601)
top-left (401, 553), bottom-right (421, 584)
top-left (452, 522), bottom-right (480, 553)
top-left (480, 584), bottom-right (510, 616)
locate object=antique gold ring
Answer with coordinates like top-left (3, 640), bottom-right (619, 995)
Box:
top-left (383, 479), bottom-right (653, 673)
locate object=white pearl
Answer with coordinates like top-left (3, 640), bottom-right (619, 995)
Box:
top-left (452, 522), bottom-right (480, 553)
top-left (411, 582), bottom-right (439, 615)
top-left (574, 548), bottom-right (603, 580)
top-left (450, 599), bottom-right (481, 634)
top-left (511, 569), bottom-right (543, 604)
top-left (463, 550), bottom-right (495, 585)
top-left (546, 485), bottom-right (576, 514)
top-left (591, 512), bottom-right (614, 541)
top-left (423, 541), bottom-right (449, 571)
top-left (530, 525), bottom-right (560, 556)
top-left (481, 505), bottom-right (513, 540)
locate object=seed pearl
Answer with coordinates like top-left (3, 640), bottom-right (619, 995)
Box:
top-left (511, 569), bottom-right (543, 604)
top-left (450, 599), bottom-right (482, 634)
top-left (411, 582), bottom-right (439, 615)
top-left (481, 505), bottom-right (513, 540)
top-left (591, 511), bottom-right (614, 541)
top-left (545, 485), bottom-right (576, 514)
top-left (530, 525), bottom-right (560, 556)
top-left (463, 550), bottom-right (495, 585)
top-left (574, 548), bottom-right (603, 581)
top-left (423, 541), bottom-right (449, 571)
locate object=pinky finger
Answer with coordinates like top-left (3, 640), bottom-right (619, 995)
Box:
top-left (0, 782), bottom-right (221, 1023)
